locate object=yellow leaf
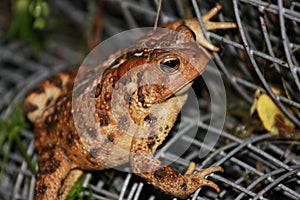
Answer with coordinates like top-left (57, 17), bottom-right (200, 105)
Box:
top-left (256, 92), bottom-right (295, 135)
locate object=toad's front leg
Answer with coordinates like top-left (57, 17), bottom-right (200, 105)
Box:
top-left (130, 138), bottom-right (223, 199)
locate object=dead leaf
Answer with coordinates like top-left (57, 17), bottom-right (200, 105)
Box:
top-left (255, 89), bottom-right (295, 136)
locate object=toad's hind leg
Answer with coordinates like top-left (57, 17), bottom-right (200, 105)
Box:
top-left (34, 147), bottom-right (72, 199)
top-left (58, 169), bottom-right (84, 200)
top-left (35, 147), bottom-right (83, 200)
top-left (130, 139), bottom-right (223, 199)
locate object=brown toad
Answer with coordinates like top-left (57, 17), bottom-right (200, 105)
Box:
top-left (23, 5), bottom-right (236, 199)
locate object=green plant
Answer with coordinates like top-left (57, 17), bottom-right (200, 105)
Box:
top-left (5, 0), bottom-right (49, 54)
top-left (67, 174), bottom-right (93, 200)
top-left (0, 103), bottom-right (36, 181)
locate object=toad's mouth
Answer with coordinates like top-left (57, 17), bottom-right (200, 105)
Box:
top-left (173, 81), bottom-right (194, 96)
top-left (161, 80), bottom-right (195, 102)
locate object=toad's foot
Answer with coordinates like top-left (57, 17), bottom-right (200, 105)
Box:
top-left (199, 4), bottom-right (237, 52)
top-left (162, 5), bottom-right (237, 52)
top-left (130, 141), bottom-right (223, 199)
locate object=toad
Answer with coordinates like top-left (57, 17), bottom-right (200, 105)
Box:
top-left (23, 5), bottom-right (236, 199)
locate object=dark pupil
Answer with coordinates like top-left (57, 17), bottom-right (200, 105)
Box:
top-left (160, 58), bottom-right (180, 73)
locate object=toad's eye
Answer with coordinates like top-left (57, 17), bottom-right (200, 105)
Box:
top-left (159, 56), bottom-right (181, 73)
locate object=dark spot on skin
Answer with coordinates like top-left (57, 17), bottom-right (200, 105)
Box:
top-left (36, 183), bottom-right (47, 195)
top-left (39, 157), bottom-right (61, 174)
top-left (107, 133), bottom-right (115, 142)
top-left (147, 132), bottom-right (156, 149)
top-left (32, 86), bottom-right (45, 94)
top-left (87, 128), bottom-right (97, 140)
top-left (100, 118), bottom-right (110, 126)
top-left (141, 50), bottom-right (150, 58)
top-left (137, 88), bottom-right (146, 106)
top-left (99, 114), bottom-right (110, 126)
top-left (86, 155), bottom-right (99, 165)
top-left (154, 166), bottom-right (179, 181)
top-left (110, 59), bottom-right (120, 67)
top-left (106, 75), bottom-right (119, 89)
top-left (191, 178), bottom-right (197, 183)
top-left (165, 125), bottom-right (169, 130)
top-left (154, 167), bottom-right (168, 180)
top-left (48, 76), bottom-right (63, 89)
top-left (144, 113), bottom-right (157, 125)
top-left (35, 173), bottom-right (42, 181)
top-left (123, 51), bottom-right (135, 60)
top-left (53, 106), bottom-right (61, 115)
top-left (181, 182), bottom-right (187, 190)
top-left (192, 54), bottom-right (197, 59)
top-left (44, 114), bottom-right (57, 130)
top-left (23, 103), bottom-right (38, 114)
top-left (45, 97), bottom-right (53, 107)
top-left (94, 83), bottom-right (102, 98)
top-left (90, 148), bottom-right (100, 157)
top-left (39, 144), bottom-right (55, 154)
top-left (45, 115), bottom-right (52, 125)
top-left (142, 103), bottom-right (149, 108)
top-left (147, 139), bottom-right (156, 149)
top-left (67, 132), bottom-right (74, 145)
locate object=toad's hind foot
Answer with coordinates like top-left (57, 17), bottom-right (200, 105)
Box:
top-left (202, 5), bottom-right (237, 32)
top-left (199, 4), bottom-right (237, 52)
top-left (187, 165), bottom-right (224, 193)
top-left (140, 164), bottom-right (223, 199)
top-left (161, 5), bottom-right (236, 53)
